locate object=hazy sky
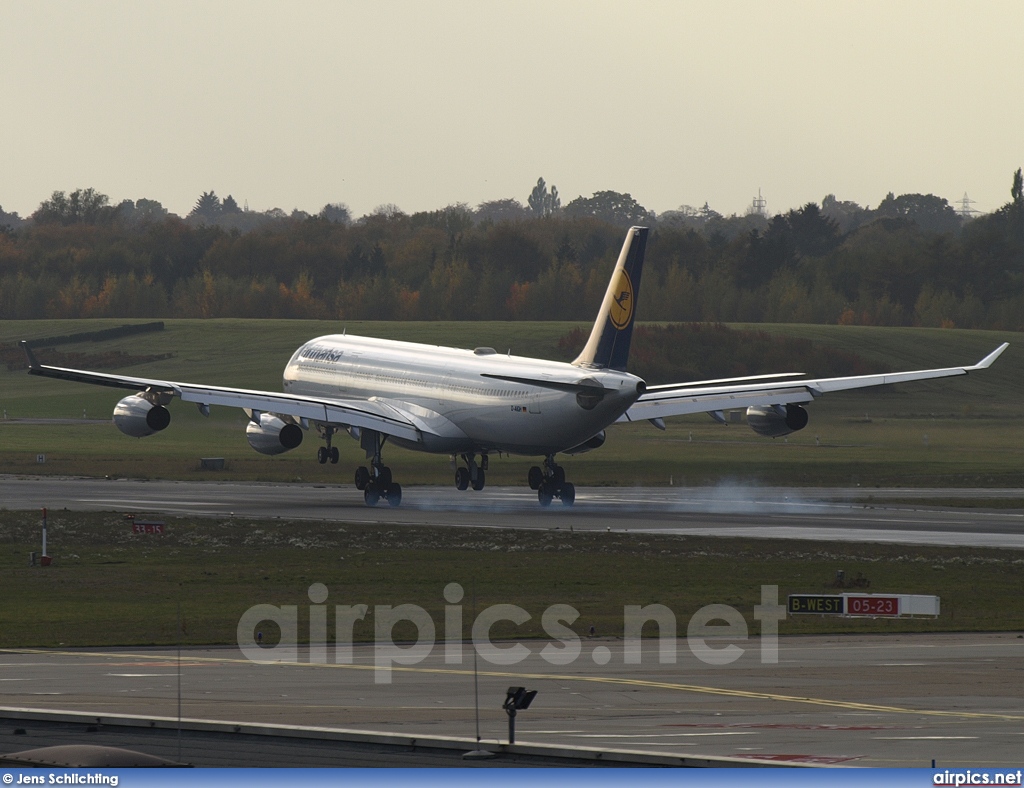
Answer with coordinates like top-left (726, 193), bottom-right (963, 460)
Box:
top-left (3, 1), bottom-right (1022, 219)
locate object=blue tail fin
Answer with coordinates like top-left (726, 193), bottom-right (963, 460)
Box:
top-left (572, 226), bottom-right (648, 371)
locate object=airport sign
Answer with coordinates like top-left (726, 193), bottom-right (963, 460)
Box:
top-left (787, 593), bottom-right (940, 618)
top-left (845, 595), bottom-right (899, 617)
top-left (788, 595), bottom-right (845, 615)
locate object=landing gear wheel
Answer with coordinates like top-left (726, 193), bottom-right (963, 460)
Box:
top-left (471, 469), bottom-right (486, 491)
top-left (361, 431), bottom-right (398, 508)
top-left (455, 467), bottom-right (470, 491)
top-left (330, 447), bottom-right (340, 464)
top-left (317, 447), bottom-right (329, 464)
top-left (535, 454), bottom-right (573, 507)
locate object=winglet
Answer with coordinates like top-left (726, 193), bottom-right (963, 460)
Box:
top-left (19, 340), bottom-right (40, 370)
top-left (968, 342), bottom-right (1009, 371)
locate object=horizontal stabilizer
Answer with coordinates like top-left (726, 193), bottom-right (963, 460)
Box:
top-left (480, 373), bottom-right (611, 394)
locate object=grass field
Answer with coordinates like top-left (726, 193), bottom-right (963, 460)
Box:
top-left (1, 511), bottom-right (1022, 649)
top-left (1, 319), bottom-right (1021, 487)
top-left (2, 322), bottom-right (1021, 650)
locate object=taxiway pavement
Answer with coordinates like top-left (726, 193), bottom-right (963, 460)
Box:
top-left (3, 634), bottom-right (1023, 767)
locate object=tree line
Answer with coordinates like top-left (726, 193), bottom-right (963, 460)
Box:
top-left (1, 171), bottom-right (1022, 329)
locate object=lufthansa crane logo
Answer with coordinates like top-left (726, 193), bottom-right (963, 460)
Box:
top-left (608, 269), bottom-right (634, 330)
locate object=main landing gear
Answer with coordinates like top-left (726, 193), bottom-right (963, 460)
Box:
top-left (315, 426), bottom-right (396, 506)
top-left (453, 453), bottom-right (487, 492)
top-left (351, 431), bottom-right (401, 507)
top-left (528, 455), bottom-right (575, 507)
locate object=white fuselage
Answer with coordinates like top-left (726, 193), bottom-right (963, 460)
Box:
top-left (282, 335), bottom-right (644, 456)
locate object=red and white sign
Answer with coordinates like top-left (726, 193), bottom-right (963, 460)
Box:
top-left (131, 521), bottom-right (165, 535)
top-left (845, 595), bottom-right (899, 617)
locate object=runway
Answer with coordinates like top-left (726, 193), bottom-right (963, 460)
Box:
top-left (1, 476), bottom-right (1023, 547)
top-left (3, 633), bottom-right (1023, 767)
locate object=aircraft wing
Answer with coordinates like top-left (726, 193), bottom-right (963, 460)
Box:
top-left (20, 342), bottom-right (424, 443)
top-left (618, 342), bottom-right (1009, 423)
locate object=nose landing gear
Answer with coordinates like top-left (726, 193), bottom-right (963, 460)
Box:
top-left (316, 427), bottom-right (340, 464)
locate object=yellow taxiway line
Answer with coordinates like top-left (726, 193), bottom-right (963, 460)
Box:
top-left (4, 647), bottom-right (1022, 722)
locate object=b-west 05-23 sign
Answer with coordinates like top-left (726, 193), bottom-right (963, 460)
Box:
top-left (787, 594), bottom-right (940, 618)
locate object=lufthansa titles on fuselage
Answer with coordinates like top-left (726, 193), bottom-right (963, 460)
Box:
top-left (284, 335), bottom-right (641, 456)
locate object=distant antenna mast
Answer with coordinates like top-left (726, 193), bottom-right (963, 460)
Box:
top-left (751, 188), bottom-right (767, 217)
top-left (956, 192), bottom-right (979, 219)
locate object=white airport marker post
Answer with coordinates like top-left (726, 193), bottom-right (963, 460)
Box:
top-left (41, 507), bottom-right (51, 567)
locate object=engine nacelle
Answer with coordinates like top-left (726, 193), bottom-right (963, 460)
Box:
top-left (564, 430), bottom-right (606, 455)
top-left (246, 413), bottom-right (304, 456)
top-left (746, 404), bottom-right (809, 438)
top-left (113, 394), bottom-right (171, 438)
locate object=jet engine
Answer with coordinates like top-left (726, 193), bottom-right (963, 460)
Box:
top-left (746, 404), bottom-right (809, 438)
top-left (113, 394), bottom-right (171, 438)
top-left (564, 430), bottom-right (606, 455)
top-left (245, 413), bottom-right (304, 455)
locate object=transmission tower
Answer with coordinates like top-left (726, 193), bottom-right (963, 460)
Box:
top-left (956, 192), bottom-right (979, 219)
top-left (751, 188), bottom-right (767, 217)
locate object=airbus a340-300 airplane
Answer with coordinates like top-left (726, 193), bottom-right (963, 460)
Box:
top-left (22, 227), bottom-right (1008, 507)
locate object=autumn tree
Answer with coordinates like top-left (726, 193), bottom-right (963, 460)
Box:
top-left (189, 191), bottom-right (222, 223)
top-left (475, 198), bottom-right (529, 224)
top-left (562, 190), bottom-right (654, 227)
top-left (0, 206), bottom-right (24, 230)
top-left (875, 192), bottom-right (961, 235)
top-left (319, 203), bottom-right (352, 224)
top-left (528, 178), bottom-right (560, 217)
top-left (821, 194), bottom-right (869, 233)
top-left (33, 188), bottom-right (114, 225)
top-left (115, 198), bottom-right (169, 226)
top-left (1008, 167), bottom-right (1024, 239)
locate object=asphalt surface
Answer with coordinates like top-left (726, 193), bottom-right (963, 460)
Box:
top-left (3, 477), bottom-right (1023, 767)
top-left (2, 634), bottom-right (1023, 767)
top-left (2, 476), bottom-right (1023, 547)
top-left (0, 715), bottom-right (644, 768)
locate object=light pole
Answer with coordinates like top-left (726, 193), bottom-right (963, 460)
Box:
top-left (503, 686), bottom-right (537, 745)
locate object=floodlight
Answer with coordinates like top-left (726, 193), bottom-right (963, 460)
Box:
top-left (502, 686), bottom-right (538, 744)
